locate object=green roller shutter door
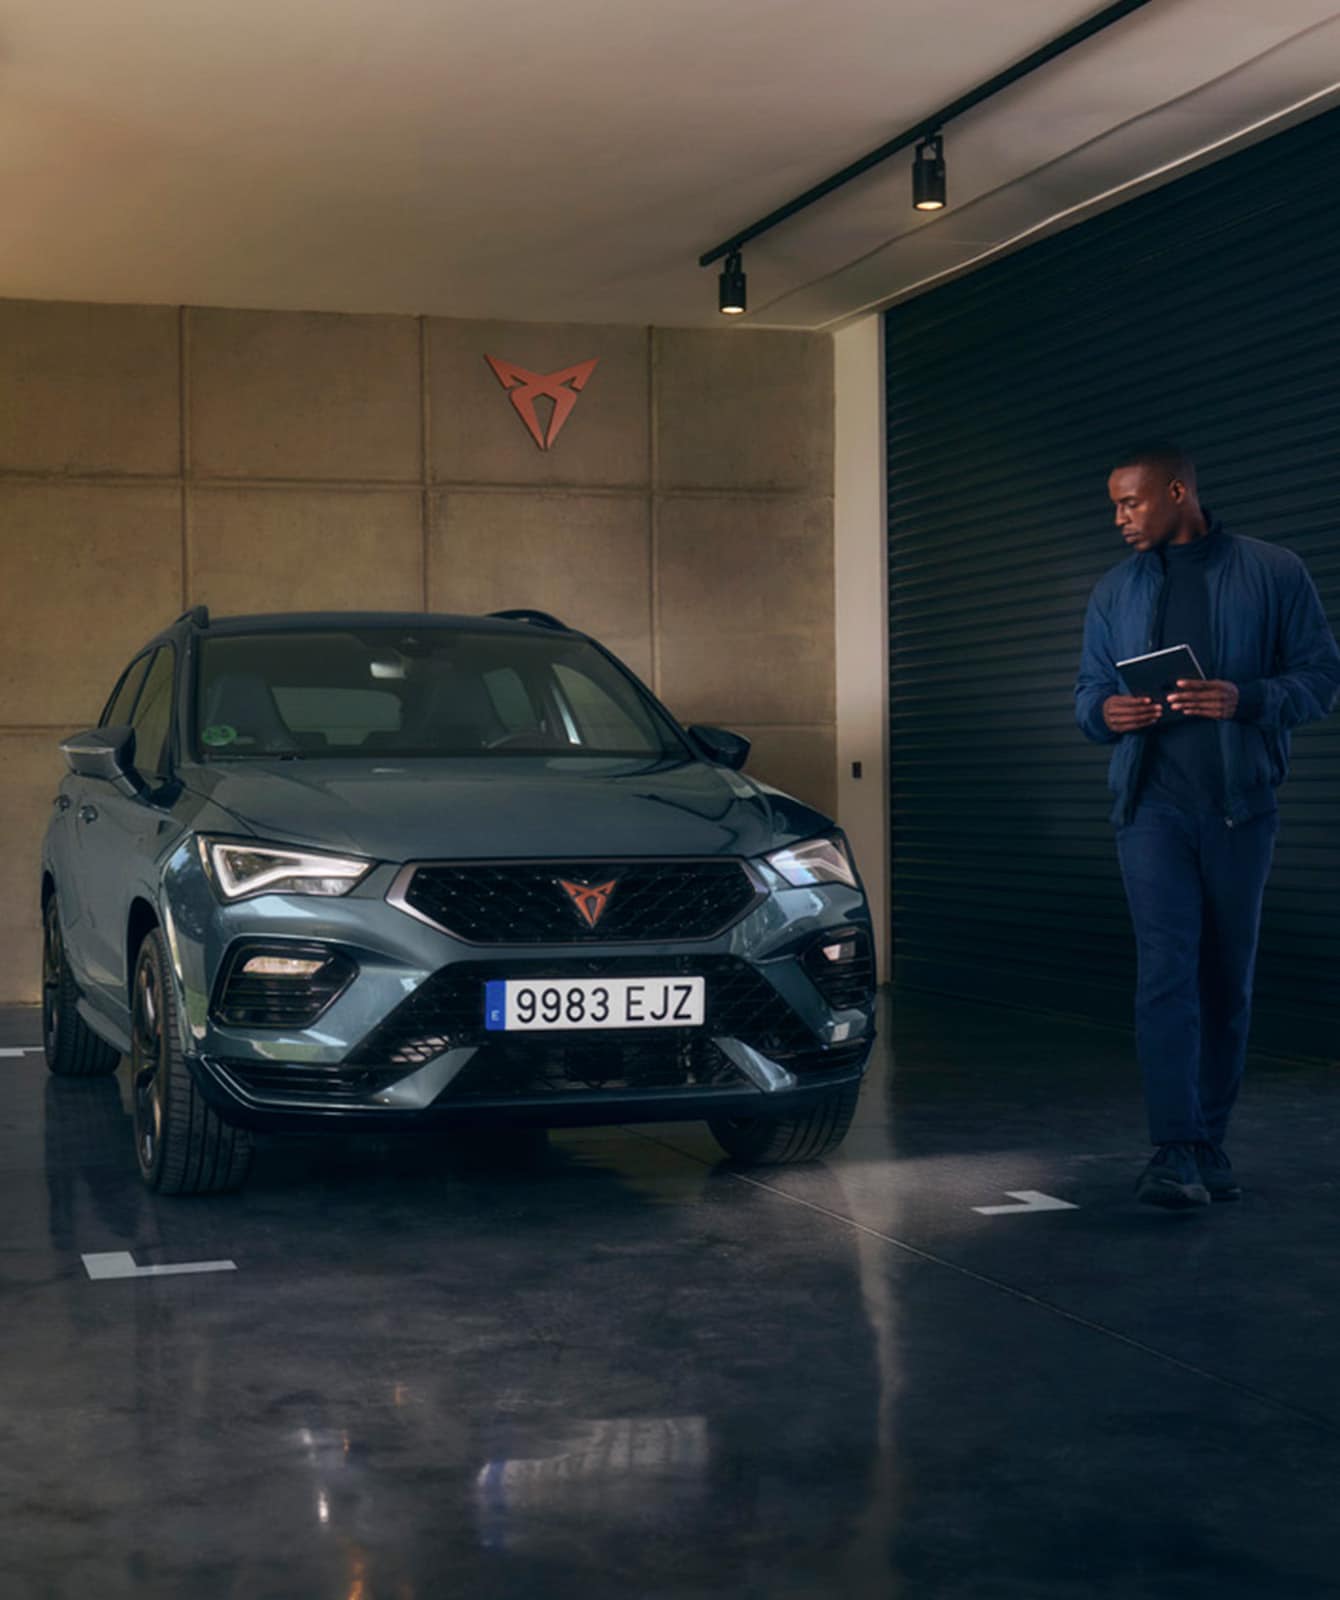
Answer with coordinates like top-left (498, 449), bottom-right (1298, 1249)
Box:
top-left (885, 106), bottom-right (1340, 1061)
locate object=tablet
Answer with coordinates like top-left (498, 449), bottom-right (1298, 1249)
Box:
top-left (1115, 643), bottom-right (1205, 708)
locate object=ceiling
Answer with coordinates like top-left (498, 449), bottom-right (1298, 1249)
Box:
top-left (1, 0), bottom-right (1338, 329)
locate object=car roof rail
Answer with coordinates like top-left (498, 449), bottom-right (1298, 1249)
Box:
top-left (488, 608), bottom-right (569, 631)
top-left (175, 604), bottom-right (210, 629)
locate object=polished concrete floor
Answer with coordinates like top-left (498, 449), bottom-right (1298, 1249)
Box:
top-left (4, 992), bottom-right (1340, 1599)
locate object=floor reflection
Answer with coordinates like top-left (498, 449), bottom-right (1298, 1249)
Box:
top-left (28, 1073), bottom-right (883, 1595)
top-left (19, 994), bottom-right (1340, 1598)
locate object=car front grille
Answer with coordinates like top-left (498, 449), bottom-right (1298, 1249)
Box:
top-left (447, 1033), bottom-right (746, 1098)
top-left (446, 1036), bottom-right (870, 1102)
top-left (345, 955), bottom-right (821, 1069)
top-left (391, 859), bottom-right (764, 944)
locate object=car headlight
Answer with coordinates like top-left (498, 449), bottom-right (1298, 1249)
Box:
top-left (764, 835), bottom-right (858, 889)
top-left (199, 838), bottom-right (373, 901)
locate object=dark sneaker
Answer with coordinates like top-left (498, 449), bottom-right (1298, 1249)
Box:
top-left (1195, 1143), bottom-right (1241, 1202)
top-left (1136, 1143), bottom-right (1211, 1209)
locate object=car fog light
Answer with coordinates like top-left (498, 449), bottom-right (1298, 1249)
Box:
top-left (821, 939), bottom-right (858, 964)
top-left (241, 955), bottom-right (327, 978)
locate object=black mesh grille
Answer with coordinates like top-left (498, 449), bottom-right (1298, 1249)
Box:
top-left (346, 955), bottom-right (822, 1069)
top-left (803, 930), bottom-right (876, 1012)
top-left (214, 1061), bottom-right (406, 1104)
top-left (448, 1034), bottom-right (745, 1098)
top-left (395, 859), bottom-right (763, 944)
top-left (211, 945), bottom-right (357, 1028)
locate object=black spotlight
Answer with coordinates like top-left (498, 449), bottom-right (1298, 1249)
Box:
top-left (913, 134), bottom-right (946, 212)
top-left (718, 251), bottom-right (747, 315)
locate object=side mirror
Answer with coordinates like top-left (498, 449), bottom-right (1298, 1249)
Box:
top-left (687, 724), bottom-right (751, 772)
top-left (59, 726), bottom-right (143, 797)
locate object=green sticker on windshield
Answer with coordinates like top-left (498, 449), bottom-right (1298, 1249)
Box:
top-left (202, 724), bottom-right (237, 748)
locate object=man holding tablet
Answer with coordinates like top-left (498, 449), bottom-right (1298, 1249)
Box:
top-left (1075, 443), bottom-right (1340, 1208)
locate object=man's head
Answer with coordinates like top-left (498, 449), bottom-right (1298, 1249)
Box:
top-left (1107, 442), bottom-right (1203, 552)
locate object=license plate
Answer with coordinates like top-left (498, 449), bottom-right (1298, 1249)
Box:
top-left (484, 977), bottom-right (706, 1032)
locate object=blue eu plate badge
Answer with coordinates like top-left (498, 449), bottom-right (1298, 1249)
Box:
top-left (485, 981), bottom-right (507, 1032)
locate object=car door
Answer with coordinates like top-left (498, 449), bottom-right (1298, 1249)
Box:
top-left (72, 645), bottom-right (180, 1019)
top-left (55, 651), bottom-right (153, 977)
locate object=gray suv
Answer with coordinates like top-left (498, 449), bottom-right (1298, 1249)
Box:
top-left (40, 608), bottom-right (876, 1193)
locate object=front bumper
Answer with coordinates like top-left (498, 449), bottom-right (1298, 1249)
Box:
top-left (189, 1052), bottom-right (870, 1133)
top-left (162, 844), bottom-right (877, 1134)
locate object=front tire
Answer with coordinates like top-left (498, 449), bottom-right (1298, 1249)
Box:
top-left (708, 1081), bottom-right (861, 1166)
top-left (131, 929), bottom-right (252, 1195)
top-left (42, 895), bottom-right (120, 1078)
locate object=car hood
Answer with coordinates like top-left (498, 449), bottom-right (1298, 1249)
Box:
top-left (183, 756), bottom-right (833, 863)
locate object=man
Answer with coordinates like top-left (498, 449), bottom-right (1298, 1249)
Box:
top-left (1075, 443), bottom-right (1340, 1209)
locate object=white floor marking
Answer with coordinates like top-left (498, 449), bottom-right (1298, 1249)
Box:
top-left (82, 1251), bottom-right (237, 1281)
top-left (972, 1190), bottom-right (1079, 1216)
top-left (0, 1046), bottom-right (44, 1057)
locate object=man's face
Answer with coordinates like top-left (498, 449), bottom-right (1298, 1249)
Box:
top-left (1108, 465), bottom-right (1182, 552)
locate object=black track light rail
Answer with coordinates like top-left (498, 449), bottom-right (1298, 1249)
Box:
top-left (697, 0), bottom-right (1159, 269)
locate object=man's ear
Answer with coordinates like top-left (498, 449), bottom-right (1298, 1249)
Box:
top-left (1167, 477), bottom-right (1187, 504)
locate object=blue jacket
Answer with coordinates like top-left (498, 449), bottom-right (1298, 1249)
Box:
top-left (1075, 529), bottom-right (1340, 825)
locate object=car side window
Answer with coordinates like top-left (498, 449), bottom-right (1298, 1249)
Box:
top-left (100, 655), bottom-right (151, 729)
top-left (130, 647), bottom-right (176, 784)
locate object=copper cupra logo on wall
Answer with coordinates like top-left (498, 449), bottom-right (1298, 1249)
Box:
top-left (559, 878), bottom-right (618, 930)
top-left (485, 355), bottom-right (599, 451)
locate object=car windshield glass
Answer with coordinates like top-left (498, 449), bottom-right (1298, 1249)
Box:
top-left (194, 627), bottom-right (686, 760)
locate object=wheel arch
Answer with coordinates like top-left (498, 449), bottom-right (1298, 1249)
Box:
top-left (125, 897), bottom-right (161, 1005)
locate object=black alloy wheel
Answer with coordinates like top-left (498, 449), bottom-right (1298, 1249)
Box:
top-left (130, 929), bottom-right (253, 1195)
top-left (131, 951), bottom-right (166, 1177)
top-left (41, 894), bottom-right (120, 1078)
top-left (41, 896), bottom-right (62, 1062)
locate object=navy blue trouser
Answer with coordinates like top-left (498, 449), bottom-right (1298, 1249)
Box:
top-left (1115, 803), bottom-right (1278, 1147)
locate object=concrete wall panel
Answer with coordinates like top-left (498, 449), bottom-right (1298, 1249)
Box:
top-left (0, 484), bottom-right (183, 727)
top-left (656, 496), bottom-right (834, 726)
top-left (429, 491), bottom-right (652, 680)
top-left (0, 300), bottom-right (179, 477)
top-left (654, 330), bottom-right (833, 493)
top-left (190, 309), bottom-right (421, 482)
top-left (428, 320), bottom-right (649, 489)
top-left (0, 298), bottom-right (837, 1001)
top-left (188, 489), bottom-right (424, 615)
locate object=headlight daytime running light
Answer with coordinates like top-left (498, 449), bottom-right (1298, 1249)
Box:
top-left (199, 838), bottom-right (373, 901)
top-left (764, 835), bottom-right (858, 889)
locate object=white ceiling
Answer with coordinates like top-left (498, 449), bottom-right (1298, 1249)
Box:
top-left (1, 0), bottom-right (1338, 329)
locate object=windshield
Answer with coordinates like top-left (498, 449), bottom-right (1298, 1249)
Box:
top-left (194, 628), bottom-right (687, 761)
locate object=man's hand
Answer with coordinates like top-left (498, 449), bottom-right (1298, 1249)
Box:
top-left (1103, 695), bottom-right (1162, 733)
top-left (1166, 679), bottom-right (1239, 719)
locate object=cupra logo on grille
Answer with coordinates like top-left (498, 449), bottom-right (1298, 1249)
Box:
top-left (559, 878), bottom-right (618, 930)
top-left (485, 355), bottom-right (600, 451)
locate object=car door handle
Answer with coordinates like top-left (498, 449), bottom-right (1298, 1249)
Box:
top-left (78, 804), bottom-right (98, 824)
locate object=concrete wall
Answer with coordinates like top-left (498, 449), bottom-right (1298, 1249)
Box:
top-left (833, 317), bottom-right (889, 984)
top-left (0, 300), bottom-right (836, 1003)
